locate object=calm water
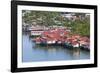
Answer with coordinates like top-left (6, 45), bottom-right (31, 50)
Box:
top-left (22, 33), bottom-right (90, 62)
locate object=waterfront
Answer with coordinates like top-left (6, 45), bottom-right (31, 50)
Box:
top-left (22, 33), bottom-right (90, 62)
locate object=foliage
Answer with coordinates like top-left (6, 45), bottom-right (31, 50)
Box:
top-left (71, 17), bottom-right (90, 36)
top-left (22, 10), bottom-right (90, 36)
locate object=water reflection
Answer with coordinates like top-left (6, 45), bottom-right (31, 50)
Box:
top-left (22, 33), bottom-right (90, 62)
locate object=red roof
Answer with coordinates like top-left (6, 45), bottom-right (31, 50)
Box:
top-left (71, 41), bottom-right (79, 45)
top-left (42, 29), bottom-right (69, 41)
top-left (35, 29), bottom-right (90, 45)
top-left (80, 37), bottom-right (90, 42)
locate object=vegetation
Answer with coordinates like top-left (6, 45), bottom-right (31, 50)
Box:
top-left (71, 17), bottom-right (90, 37)
top-left (22, 10), bottom-right (90, 37)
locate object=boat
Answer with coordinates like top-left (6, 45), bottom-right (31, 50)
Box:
top-left (71, 42), bottom-right (80, 48)
top-left (80, 43), bottom-right (90, 51)
top-left (79, 37), bottom-right (90, 50)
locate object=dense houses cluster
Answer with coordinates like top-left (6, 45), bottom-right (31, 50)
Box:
top-left (32, 28), bottom-right (90, 50)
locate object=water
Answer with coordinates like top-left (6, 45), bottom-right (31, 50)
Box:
top-left (22, 33), bottom-right (90, 62)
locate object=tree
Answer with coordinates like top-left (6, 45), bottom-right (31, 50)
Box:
top-left (22, 10), bottom-right (90, 36)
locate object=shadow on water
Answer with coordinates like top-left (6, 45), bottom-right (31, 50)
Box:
top-left (32, 43), bottom-right (90, 60)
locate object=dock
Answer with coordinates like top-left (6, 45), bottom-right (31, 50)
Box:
top-left (32, 28), bottom-right (90, 50)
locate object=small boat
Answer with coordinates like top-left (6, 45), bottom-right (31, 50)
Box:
top-left (80, 44), bottom-right (90, 51)
top-left (72, 43), bottom-right (80, 48)
top-left (57, 41), bottom-right (62, 44)
top-left (35, 40), bottom-right (41, 44)
top-left (46, 38), bottom-right (56, 45)
top-left (79, 39), bottom-right (90, 51)
top-left (34, 37), bottom-right (41, 44)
